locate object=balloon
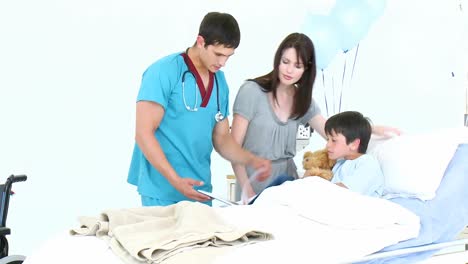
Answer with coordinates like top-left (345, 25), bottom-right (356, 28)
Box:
top-left (364, 0), bottom-right (387, 21)
top-left (331, 0), bottom-right (373, 52)
top-left (302, 14), bottom-right (341, 70)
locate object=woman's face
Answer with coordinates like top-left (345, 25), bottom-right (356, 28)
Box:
top-left (278, 47), bottom-right (305, 86)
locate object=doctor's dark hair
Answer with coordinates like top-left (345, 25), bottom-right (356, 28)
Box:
top-left (324, 111), bottom-right (372, 154)
top-left (198, 12), bottom-right (240, 48)
top-left (251, 33), bottom-right (316, 119)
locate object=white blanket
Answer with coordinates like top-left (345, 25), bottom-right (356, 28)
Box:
top-left (213, 177), bottom-right (420, 264)
top-left (24, 177), bottom-right (420, 264)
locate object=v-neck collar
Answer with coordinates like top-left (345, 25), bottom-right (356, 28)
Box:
top-left (266, 91), bottom-right (289, 125)
top-left (181, 51), bottom-right (214, 108)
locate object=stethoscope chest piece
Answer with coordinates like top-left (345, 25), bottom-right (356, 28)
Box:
top-left (215, 111), bottom-right (224, 122)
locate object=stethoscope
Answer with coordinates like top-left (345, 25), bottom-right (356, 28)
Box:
top-left (181, 66), bottom-right (224, 123)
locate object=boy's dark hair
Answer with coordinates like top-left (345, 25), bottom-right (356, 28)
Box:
top-left (198, 12), bottom-right (240, 48)
top-left (324, 111), bottom-right (372, 154)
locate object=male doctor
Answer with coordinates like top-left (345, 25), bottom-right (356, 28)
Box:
top-left (128, 12), bottom-right (271, 206)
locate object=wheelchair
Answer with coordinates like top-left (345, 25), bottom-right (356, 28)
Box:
top-left (0, 175), bottom-right (27, 264)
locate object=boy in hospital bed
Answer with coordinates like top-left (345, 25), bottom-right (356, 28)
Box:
top-left (325, 111), bottom-right (384, 197)
top-left (251, 111), bottom-right (384, 203)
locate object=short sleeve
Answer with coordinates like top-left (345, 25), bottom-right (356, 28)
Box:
top-left (336, 155), bottom-right (384, 196)
top-left (233, 81), bottom-right (261, 121)
top-left (137, 56), bottom-right (179, 110)
top-left (216, 71), bottom-right (230, 117)
top-left (301, 98), bottom-right (321, 125)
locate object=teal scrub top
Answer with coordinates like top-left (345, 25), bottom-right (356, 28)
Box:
top-left (127, 52), bottom-right (230, 203)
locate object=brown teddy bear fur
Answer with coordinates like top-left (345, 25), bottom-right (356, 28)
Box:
top-left (302, 148), bottom-right (337, 181)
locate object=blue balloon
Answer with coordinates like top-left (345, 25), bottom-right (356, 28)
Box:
top-left (331, 0), bottom-right (373, 52)
top-left (302, 14), bottom-right (341, 70)
top-left (364, 0), bottom-right (387, 20)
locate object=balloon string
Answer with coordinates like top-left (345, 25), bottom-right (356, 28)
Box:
top-left (341, 52), bottom-right (347, 88)
top-left (322, 69), bottom-right (329, 117)
top-left (350, 43), bottom-right (360, 82)
top-left (332, 74), bottom-right (335, 115)
top-left (339, 52), bottom-right (348, 113)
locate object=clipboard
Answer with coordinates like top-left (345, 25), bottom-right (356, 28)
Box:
top-left (196, 190), bottom-right (238, 206)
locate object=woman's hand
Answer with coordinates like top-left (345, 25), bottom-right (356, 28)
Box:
top-left (372, 125), bottom-right (401, 138)
top-left (247, 156), bottom-right (272, 182)
top-left (240, 183), bottom-right (257, 205)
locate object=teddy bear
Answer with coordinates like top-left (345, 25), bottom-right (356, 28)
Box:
top-left (302, 148), bottom-right (336, 181)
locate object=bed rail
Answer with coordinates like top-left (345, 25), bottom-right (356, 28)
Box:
top-left (346, 238), bottom-right (468, 263)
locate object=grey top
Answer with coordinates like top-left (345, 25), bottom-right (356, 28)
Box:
top-left (233, 81), bottom-right (321, 199)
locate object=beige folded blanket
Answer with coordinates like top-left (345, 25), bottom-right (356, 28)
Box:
top-left (70, 201), bottom-right (272, 264)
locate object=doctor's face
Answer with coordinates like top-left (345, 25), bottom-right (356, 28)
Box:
top-left (200, 44), bottom-right (235, 73)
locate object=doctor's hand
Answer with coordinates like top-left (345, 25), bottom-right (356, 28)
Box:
top-left (247, 156), bottom-right (271, 182)
top-left (172, 177), bottom-right (211, 202)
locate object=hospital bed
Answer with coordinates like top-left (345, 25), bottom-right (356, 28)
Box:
top-left (24, 134), bottom-right (468, 264)
top-left (354, 141), bottom-right (468, 264)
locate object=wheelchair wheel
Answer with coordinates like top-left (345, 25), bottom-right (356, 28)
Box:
top-left (0, 236), bottom-right (8, 259)
top-left (0, 255), bottom-right (25, 264)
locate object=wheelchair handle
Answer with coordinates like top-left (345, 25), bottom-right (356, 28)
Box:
top-left (8, 175), bottom-right (27, 183)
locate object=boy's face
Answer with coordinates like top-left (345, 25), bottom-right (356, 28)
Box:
top-left (325, 130), bottom-right (360, 160)
top-left (197, 36), bottom-right (235, 73)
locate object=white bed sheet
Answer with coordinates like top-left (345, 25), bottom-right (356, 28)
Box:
top-left (213, 177), bottom-right (421, 263)
top-left (24, 178), bottom-right (420, 264)
top-left (25, 231), bottom-right (122, 264)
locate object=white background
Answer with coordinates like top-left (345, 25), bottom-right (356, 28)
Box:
top-left (0, 0), bottom-right (467, 257)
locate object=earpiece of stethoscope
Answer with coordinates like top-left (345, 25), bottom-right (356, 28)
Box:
top-left (187, 105), bottom-right (198, 111)
top-left (215, 111), bottom-right (224, 122)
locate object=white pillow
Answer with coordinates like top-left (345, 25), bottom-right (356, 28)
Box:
top-left (367, 127), bottom-right (468, 201)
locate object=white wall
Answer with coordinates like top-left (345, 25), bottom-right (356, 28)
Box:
top-left (0, 0), bottom-right (466, 257)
